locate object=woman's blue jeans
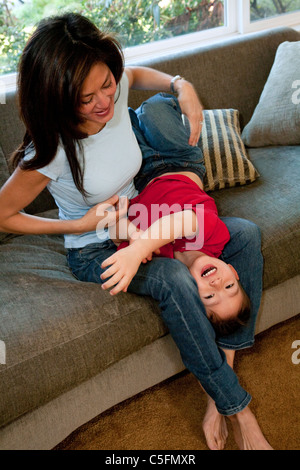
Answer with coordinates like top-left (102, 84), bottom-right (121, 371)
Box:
top-left (67, 94), bottom-right (263, 416)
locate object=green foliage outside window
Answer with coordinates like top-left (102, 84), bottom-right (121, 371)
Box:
top-left (250, 0), bottom-right (300, 21)
top-left (0, 0), bottom-right (299, 75)
top-left (0, 0), bottom-right (225, 74)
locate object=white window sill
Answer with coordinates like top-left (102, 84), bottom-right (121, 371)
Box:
top-left (124, 28), bottom-right (240, 65)
top-left (1, 23), bottom-right (299, 95)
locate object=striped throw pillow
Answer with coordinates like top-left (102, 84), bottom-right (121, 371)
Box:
top-left (199, 109), bottom-right (259, 191)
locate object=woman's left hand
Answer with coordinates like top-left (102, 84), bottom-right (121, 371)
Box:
top-left (176, 80), bottom-right (204, 147)
top-left (126, 66), bottom-right (204, 147)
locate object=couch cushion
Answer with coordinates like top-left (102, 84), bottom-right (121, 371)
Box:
top-left (212, 146), bottom-right (300, 290)
top-left (199, 109), bottom-right (259, 191)
top-left (0, 219), bottom-right (166, 427)
top-left (242, 41), bottom-right (300, 147)
top-left (183, 109), bottom-right (259, 191)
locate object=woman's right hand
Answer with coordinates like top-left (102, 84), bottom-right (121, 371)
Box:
top-left (0, 169), bottom-right (127, 237)
top-left (78, 195), bottom-right (128, 234)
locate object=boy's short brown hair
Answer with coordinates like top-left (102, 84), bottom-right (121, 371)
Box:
top-left (209, 283), bottom-right (251, 337)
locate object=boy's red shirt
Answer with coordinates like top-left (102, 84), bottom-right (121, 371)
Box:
top-left (118, 174), bottom-right (230, 259)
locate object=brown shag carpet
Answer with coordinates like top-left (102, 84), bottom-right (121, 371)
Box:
top-left (54, 315), bottom-right (300, 451)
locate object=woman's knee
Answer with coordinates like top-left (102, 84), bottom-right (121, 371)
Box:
top-left (132, 257), bottom-right (197, 300)
top-left (159, 258), bottom-right (198, 294)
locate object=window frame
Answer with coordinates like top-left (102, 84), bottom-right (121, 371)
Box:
top-left (125, 0), bottom-right (238, 63)
top-left (1, 0), bottom-right (299, 87)
top-left (238, 0), bottom-right (300, 34)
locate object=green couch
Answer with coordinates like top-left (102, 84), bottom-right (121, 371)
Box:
top-left (0, 26), bottom-right (299, 449)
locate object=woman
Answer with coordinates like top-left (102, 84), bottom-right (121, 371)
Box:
top-left (0, 13), bottom-right (272, 450)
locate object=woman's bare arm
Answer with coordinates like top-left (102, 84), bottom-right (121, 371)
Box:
top-left (0, 167), bottom-right (123, 235)
top-left (125, 66), bottom-right (204, 146)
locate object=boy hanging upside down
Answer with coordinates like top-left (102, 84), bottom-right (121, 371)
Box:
top-left (100, 93), bottom-right (250, 336)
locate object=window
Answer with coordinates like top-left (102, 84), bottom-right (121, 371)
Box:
top-left (0, 0), bottom-right (299, 80)
top-left (239, 0), bottom-right (300, 33)
top-left (250, 0), bottom-right (300, 22)
top-left (0, 0), bottom-right (226, 75)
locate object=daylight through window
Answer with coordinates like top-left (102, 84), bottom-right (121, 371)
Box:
top-left (0, 0), bottom-right (225, 75)
top-left (0, 1), bottom-right (299, 76)
top-left (250, 0), bottom-right (300, 22)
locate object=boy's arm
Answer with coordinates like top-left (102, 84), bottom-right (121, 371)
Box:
top-left (109, 217), bottom-right (160, 263)
top-left (101, 210), bottom-right (198, 295)
top-left (108, 216), bottom-right (135, 245)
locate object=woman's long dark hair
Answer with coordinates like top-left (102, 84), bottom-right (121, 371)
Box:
top-left (11, 13), bottom-right (124, 196)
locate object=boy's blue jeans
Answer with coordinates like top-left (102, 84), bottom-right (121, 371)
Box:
top-left (67, 94), bottom-right (263, 416)
top-left (131, 93), bottom-right (206, 193)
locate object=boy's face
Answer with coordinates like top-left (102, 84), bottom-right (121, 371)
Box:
top-left (189, 255), bottom-right (243, 322)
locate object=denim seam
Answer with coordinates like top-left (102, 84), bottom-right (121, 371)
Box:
top-left (216, 340), bottom-right (255, 351)
top-left (216, 393), bottom-right (252, 417)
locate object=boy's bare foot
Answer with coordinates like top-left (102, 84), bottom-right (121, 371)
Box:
top-left (229, 407), bottom-right (273, 450)
top-left (202, 397), bottom-right (228, 450)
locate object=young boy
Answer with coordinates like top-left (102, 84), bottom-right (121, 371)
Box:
top-left (100, 93), bottom-right (250, 335)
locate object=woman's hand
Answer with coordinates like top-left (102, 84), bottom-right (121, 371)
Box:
top-left (176, 80), bottom-right (204, 147)
top-left (125, 66), bottom-right (203, 147)
top-left (78, 195), bottom-right (128, 234)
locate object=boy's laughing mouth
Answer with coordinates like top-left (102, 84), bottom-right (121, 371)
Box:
top-left (201, 266), bottom-right (217, 277)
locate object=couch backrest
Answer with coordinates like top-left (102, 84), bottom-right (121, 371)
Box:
top-left (0, 144), bottom-right (10, 190)
top-left (128, 26), bottom-right (300, 128)
top-left (0, 26), bottom-right (299, 215)
top-left (0, 91), bottom-right (57, 214)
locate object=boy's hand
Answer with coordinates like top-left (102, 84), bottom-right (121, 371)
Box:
top-left (129, 230), bottom-right (160, 263)
top-left (100, 245), bottom-right (144, 295)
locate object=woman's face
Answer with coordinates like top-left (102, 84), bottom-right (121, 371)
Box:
top-left (78, 62), bottom-right (117, 135)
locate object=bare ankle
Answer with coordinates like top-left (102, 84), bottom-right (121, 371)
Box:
top-left (229, 406), bottom-right (252, 422)
top-left (228, 406), bottom-right (273, 450)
